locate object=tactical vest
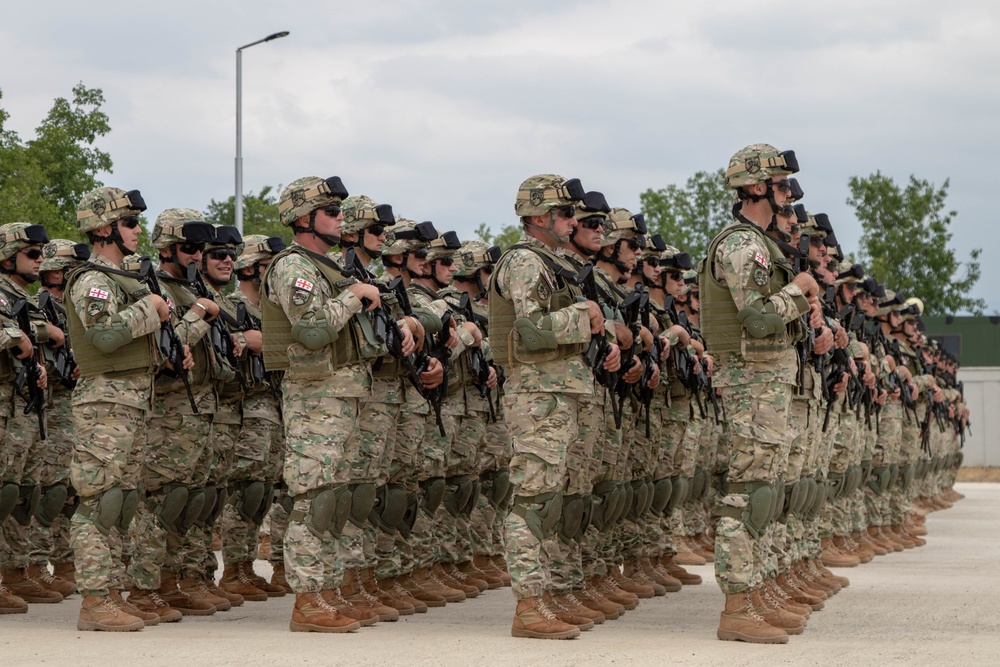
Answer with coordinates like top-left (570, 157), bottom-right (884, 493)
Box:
top-left (156, 276), bottom-right (214, 390)
top-left (489, 243), bottom-right (587, 367)
top-left (64, 263), bottom-right (156, 378)
top-left (0, 299), bottom-right (19, 383)
top-left (261, 246), bottom-right (380, 376)
top-left (213, 290), bottom-right (246, 397)
top-left (371, 286), bottom-right (406, 379)
top-left (701, 222), bottom-right (802, 358)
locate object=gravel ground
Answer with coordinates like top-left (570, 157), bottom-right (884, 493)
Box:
top-left (2, 482), bottom-right (998, 667)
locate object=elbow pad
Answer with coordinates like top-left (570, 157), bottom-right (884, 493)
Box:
top-left (84, 319), bottom-right (135, 354)
top-left (514, 317), bottom-right (557, 351)
top-left (290, 316), bottom-right (340, 351)
top-left (737, 307), bottom-right (784, 339)
top-left (412, 309), bottom-right (442, 336)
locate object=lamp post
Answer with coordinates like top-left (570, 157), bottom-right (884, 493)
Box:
top-left (236, 30), bottom-right (289, 234)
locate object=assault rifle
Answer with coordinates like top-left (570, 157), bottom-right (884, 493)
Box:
top-left (186, 263), bottom-right (243, 389)
top-left (456, 292), bottom-right (496, 423)
top-left (614, 284), bottom-right (647, 430)
top-left (138, 258), bottom-right (197, 413)
top-left (12, 299), bottom-right (46, 440)
top-left (576, 264), bottom-right (616, 392)
top-left (37, 290), bottom-right (77, 389)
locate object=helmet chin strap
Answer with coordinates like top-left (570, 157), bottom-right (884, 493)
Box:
top-left (543, 211), bottom-right (570, 245)
top-left (599, 240), bottom-right (631, 277)
top-left (41, 275), bottom-right (66, 290)
top-left (296, 210), bottom-right (341, 248)
top-left (568, 229), bottom-right (597, 257)
top-left (429, 260), bottom-right (450, 290)
top-left (359, 230), bottom-right (381, 259)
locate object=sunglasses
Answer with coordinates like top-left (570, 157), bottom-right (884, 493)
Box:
top-left (178, 242), bottom-right (206, 255)
top-left (578, 217), bottom-right (603, 230)
top-left (436, 257), bottom-right (455, 267)
top-left (554, 206), bottom-right (576, 219)
top-left (118, 216), bottom-right (141, 230)
top-left (207, 248), bottom-right (237, 261)
top-left (366, 224), bottom-right (386, 237)
top-left (626, 238), bottom-right (642, 251)
top-left (22, 248), bottom-right (43, 260)
top-left (665, 271), bottom-right (682, 281)
top-left (770, 180), bottom-right (792, 194)
top-left (320, 205), bottom-right (342, 217)
top-left (481, 265), bottom-right (494, 276)
top-left (643, 257), bottom-right (661, 268)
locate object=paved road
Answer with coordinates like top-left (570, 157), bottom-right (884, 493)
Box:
top-left (3, 482), bottom-right (999, 667)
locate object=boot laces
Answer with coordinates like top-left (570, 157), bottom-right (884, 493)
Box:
top-left (390, 581), bottom-right (413, 600)
top-left (237, 569), bottom-right (258, 587)
top-left (447, 565), bottom-right (470, 582)
top-left (535, 597), bottom-right (558, 622)
top-left (743, 591), bottom-right (766, 625)
top-left (311, 592), bottom-right (340, 614)
top-left (147, 591), bottom-right (171, 608)
top-left (34, 569), bottom-right (59, 587)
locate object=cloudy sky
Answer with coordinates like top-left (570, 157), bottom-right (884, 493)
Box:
top-left (2, 1), bottom-right (998, 311)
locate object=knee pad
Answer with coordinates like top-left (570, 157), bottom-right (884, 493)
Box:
top-left (178, 487), bottom-right (207, 534)
top-left (901, 464), bottom-right (916, 491)
top-left (35, 484), bottom-right (68, 528)
top-left (827, 472), bottom-right (846, 501)
top-left (193, 484), bottom-right (220, 529)
top-left (787, 479), bottom-right (806, 517)
top-left (626, 479), bottom-right (650, 522)
top-left (251, 484), bottom-right (275, 526)
top-left (558, 493), bottom-right (588, 543)
top-left (808, 480), bottom-right (827, 519)
top-left (848, 466), bottom-right (864, 496)
top-left (235, 480), bottom-right (267, 524)
top-left (348, 482), bottom-right (377, 528)
top-left (397, 491), bottom-right (420, 540)
top-left (11, 484), bottom-right (41, 526)
top-left (368, 483), bottom-right (407, 534)
top-left (298, 484), bottom-right (353, 539)
top-left (590, 480), bottom-right (618, 532)
top-left (860, 460), bottom-right (873, 486)
top-left (955, 452), bottom-right (964, 469)
top-left (578, 494), bottom-right (594, 537)
top-left (150, 483), bottom-right (191, 534)
top-left (511, 492), bottom-right (563, 542)
top-left (867, 466), bottom-right (888, 495)
top-left (443, 475), bottom-right (476, 519)
top-left (117, 488), bottom-right (140, 533)
top-left (62, 489), bottom-right (81, 520)
top-left (0, 481), bottom-right (19, 522)
top-left (651, 477), bottom-right (673, 515)
top-left (666, 476), bottom-right (689, 515)
top-left (277, 484), bottom-right (295, 515)
top-left (616, 483), bottom-right (634, 525)
top-left (691, 470), bottom-right (708, 506)
top-left (745, 482), bottom-right (776, 540)
top-left (799, 477), bottom-right (816, 516)
top-left (89, 487), bottom-right (124, 537)
top-left (489, 468), bottom-right (511, 510)
top-left (462, 478), bottom-right (480, 517)
top-left (421, 477), bottom-right (446, 515)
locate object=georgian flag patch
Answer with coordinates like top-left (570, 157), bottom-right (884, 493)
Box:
top-left (753, 251), bottom-right (770, 269)
top-left (88, 287), bottom-right (109, 300)
top-left (294, 278), bottom-right (314, 292)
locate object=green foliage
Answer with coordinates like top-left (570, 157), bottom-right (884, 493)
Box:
top-left (0, 83), bottom-right (112, 242)
top-left (204, 185), bottom-right (288, 243)
top-left (474, 221), bottom-right (521, 250)
top-left (639, 168), bottom-right (732, 261)
top-left (848, 172), bottom-right (985, 316)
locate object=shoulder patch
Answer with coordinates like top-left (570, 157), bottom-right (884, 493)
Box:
top-left (753, 267), bottom-right (769, 286)
top-left (294, 277), bottom-right (314, 292)
top-left (536, 279), bottom-right (551, 301)
top-left (87, 300), bottom-right (106, 317)
top-left (292, 290), bottom-right (311, 306)
top-left (88, 287), bottom-right (109, 300)
top-left (753, 251), bottom-right (770, 269)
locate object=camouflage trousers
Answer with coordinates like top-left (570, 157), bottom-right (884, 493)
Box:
top-left (128, 407), bottom-right (213, 590)
top-left (714, 381), bottom-right (791, 595)
top-left (282, 393), bottom-right (360, 593)
top-left (188, 416), bottom-right (241, 578)
top-left (27, 387), bottom-right (76, 569)
top-left (582, 393), bottom-right (631, 579)
top-left (69, 402), bottom-right (146, 597)
top-left (221, 414), bottom-right (283, 564)
top-left (469, 413), bottom-right (513, 561)
top-left (1, 394), bottom-right (44, 571)
top-left (413, 404), bottom-right (457, 571)
top-left (504, 391), bottom-right (581, 599)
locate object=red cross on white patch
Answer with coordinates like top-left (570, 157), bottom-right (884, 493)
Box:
top-left (294, 278), bottom-right (314, 292)
top-left (88, 287), bottom-right (109, 300)
top-left (753, 251), bottom-right (770, 268)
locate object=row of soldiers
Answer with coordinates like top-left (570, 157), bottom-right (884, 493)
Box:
top-left (0, 150), bottom-right (968, 641)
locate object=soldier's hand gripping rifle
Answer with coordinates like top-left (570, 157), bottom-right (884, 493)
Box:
top-left (614, 284), bottom-right (647, 429)
top-left (138, 258), bottom-right (197, 413)
top-left (576, 264), bottom-right (623, 427)
top-left (12, 298), bottom-right (46, 440)
top-left (186, 262), bottom-right (243, 389)
top-left (663, 293), bottom-right (705, 418)
top-left (456, 292), bottom-right (496, 423)
top-left (638, 289), bottom-right (661, 437)
top-left (37, 290), bottom-right (77, 389)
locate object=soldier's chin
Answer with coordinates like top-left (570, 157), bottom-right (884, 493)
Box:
top-left (24, 273), bottom-right (40, 284)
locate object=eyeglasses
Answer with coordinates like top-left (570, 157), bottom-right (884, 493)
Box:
top-left (578, 217), bottom-right (603, 230)
top-left (436, 257), bottom-right (455, 267)
top-left (207, 248), bottom-right (237, 261)
top-left (366, 224), bottom-right (386, 237)
top-left (118, 216), bottom-right (141, 230)
top-left (554, 206), bottom-right (576, 219)
top-left (320, 205), bottom-right (342, 217)
top-left (178, 242), bottom-right (205, 255)
top-left (22, 248), bottom-right (43, 260)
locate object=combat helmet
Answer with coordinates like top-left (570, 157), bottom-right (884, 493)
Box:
top-left (236, 234), bottom-right (286, 283)
top-left (40, 239), bottom-right (91, 289)
top-left (340, 195), bottom-right (395, 258)
top-left (76, 187), bottom-right (147, 233)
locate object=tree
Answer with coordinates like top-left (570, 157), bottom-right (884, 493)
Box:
top-left (0, 84), bottom-right (113, 242)
top-left (474, 221), bottom-right (521, 249)
top-left (639, 168), bottom-right (733, 261)
top-left (204, 186), bottom-right (287, 243)
top-left (848, 172), bottom-right (985, 316)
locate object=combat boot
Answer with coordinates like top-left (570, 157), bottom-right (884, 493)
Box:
top-left (820, 538), bottom-right (860, 568)
top-left (128, 589), bottom-right (183, 622)
top-left (0, 584), bottom-right (27, 614)
top-left (777, 572), bottom-right (824, 611)
top-left (489, 554), bottom-right (512, 586)
top-left (905, 515), bottom-right (928, 537)
top-left (205, 577), bottom-right (244, 607)
top-left (550, 591), bottom-right (605, 626)
top-left (576, 581), bottom-right (623, 620)
top-left (240, 561), bottom-right (286, 597)
top-left (807, 559), bottom-right (850, 588)
top-left (1, 567), bottom-right (62, 603)
top-left (27, 563), bottom-right (76, 597)
top-left (511, 596), bottom-right (581, 640)
top-left (360, 567), bottom-right (413, 616)
top-left (319, 588), bottom-right (378, 626)
top-left (157, 571), bottom-right (215, 616)
top-left (749, 587), bottom-right (804, 635)
top-left (342, 569), bottom-right (399, 621)
top-left (837, 535), bottom-right (873, 563)
top-left (465, 557), bottom-right (504, 589)
top-left (372, 577), bottom-right (417, 615)
top-left (53, 561), bottom-right (77, 585)
top-left (180, 577), bottom-right (231, 611)
top-left (609, 565), bottom-right (655, 598)
top-left (290, 592), bottom-right (360, 633)
top-left (901, 527), bottom-right (926, 547)
top-left (219, 563), bottom-right (268, 602)
top-left (109, 588), bottom-right (160, 626)
top-left (855, 529), bottom-right (888, 556)
top-left (765, 578), bottom-right (811, 617)
top-left (270, 561), bottom-right (294, 594)
top-left (787, 567), bottom-right (828, 601)
top-left (257, 534), bottom-right (271, 561)
top-left (445, 562), bottom-right (487, 593)
top-left (640, 556), bottom-right (683, 592)
top-left (623, 559), bottom-right (666, 596)
top-left (889, 525), bottom-right (919, 548)
top-left (594, 574), bottom-right (639, 609)
top-left (717, 591), bottom-right (788, 644)
top-left (400, 568), bottom-right (456, 605)
top-left (674, 537), bottom-right (708, 566)
top-left (880, 526), bottom-right (908, 551)
top-left (660, 554), bottom-right (703, 585)
top-left (433, 563), bottom-right (479, 597)
top-left (77, 595), bottom-right (145, 632)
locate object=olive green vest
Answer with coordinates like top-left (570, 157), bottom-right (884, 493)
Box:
top-left (0, 299), bottom-right (19, 383)
top-left (64, 263), bottom-right (156, 378)
top-left (701, 222), bottom-right (801, 358)
top-left (261, 246), bottom-right (380, 374)
top-left (489, 243), bottom-right (587, 367)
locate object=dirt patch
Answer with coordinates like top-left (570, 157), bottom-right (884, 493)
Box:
top-left (958, 467), bottom-right (1000, 482)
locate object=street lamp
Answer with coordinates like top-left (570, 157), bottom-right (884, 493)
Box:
top-left (236, 30), bottom-right (290, 234)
